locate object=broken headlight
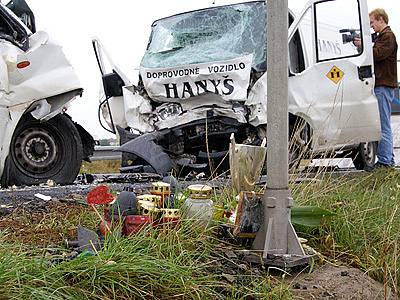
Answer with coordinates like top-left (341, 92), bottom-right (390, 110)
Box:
top-left (156, 103), bottom-right (183, 121)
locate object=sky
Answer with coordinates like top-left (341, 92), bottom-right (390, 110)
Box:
top-left (23, 0), bottom-right (400, 139)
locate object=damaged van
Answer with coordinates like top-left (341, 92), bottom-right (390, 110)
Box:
top-left (93, 0), bottom-right (380, 175)
top-left (0, 0), bottom-right (94, 186)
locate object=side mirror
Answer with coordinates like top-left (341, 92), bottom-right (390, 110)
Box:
top-left (102, 72), bottom-right (125, 98)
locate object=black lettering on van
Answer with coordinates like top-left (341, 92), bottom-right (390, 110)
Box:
top-left (194, 80), bottom-right (210, 95)
top-left (164, 83), bottom-right (178, 98)
top-left (222, 78), bottom-right (234, 95)
top-left (209, 79), bottom-right (221, 94)
top-left (182, 82), bottom-right (195, 98)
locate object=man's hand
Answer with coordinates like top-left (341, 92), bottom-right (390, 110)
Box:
top-left (353, 37), bottom-right (362, 48)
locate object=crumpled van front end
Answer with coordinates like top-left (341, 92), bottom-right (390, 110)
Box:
top-left (96, 0), bottom-right (380, 175)
top-left (0, 0), bottom-right (94, 187)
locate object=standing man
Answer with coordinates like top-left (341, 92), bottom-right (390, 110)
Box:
top-left (356, 9), bottom-right (398, 168)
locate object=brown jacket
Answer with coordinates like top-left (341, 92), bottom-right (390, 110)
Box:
top-left (373, 26), bottom-right (398, 88)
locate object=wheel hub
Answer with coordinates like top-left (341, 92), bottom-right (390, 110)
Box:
top-left (27, 138), bottom-right (49, 161)
top-left (13, 128), bottom-right (59, 174)
top-left (363, 143), bottom-right (374, 163)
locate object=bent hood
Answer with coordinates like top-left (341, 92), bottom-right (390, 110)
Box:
top-left (1, 31), bottom-right (81, 108)
top-left (140, 54), bottom-right (253, 103)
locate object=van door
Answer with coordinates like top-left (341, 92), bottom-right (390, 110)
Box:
top-left (288, 0), bottom-right (380, 151)
top-left (92, 39), bottom-right (132, 133)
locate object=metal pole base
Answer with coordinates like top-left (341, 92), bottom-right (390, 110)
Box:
top-left (243, 251), bottom-right (316, 268)
top-left (252, 188), bottom-right (305, 257)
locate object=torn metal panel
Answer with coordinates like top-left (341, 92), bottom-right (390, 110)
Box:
top-left (118, 133), bottom-right (173, 175)
top-left (29, 99), bottom-right (51, 119)
top-left (154, 93), bottom-right (247, 130)
top-left (246, 75), bottom-right (268, 127)
top-left (101, 95), bottom-right (128, 130)
top-left (101, 85), bottom-right (154, 133)
top-left (29, 89), bottom-right (83, 121)
top-left (0, 109), bottom-right (22, 177)
top-left (0, 55), bottom-right (9, 107)
top-left (3, 31), bottom-right (81, 107)
top-left (0, 108), bottom-right (8, 146)
top-left (122, 86), bottom-right (154, 133)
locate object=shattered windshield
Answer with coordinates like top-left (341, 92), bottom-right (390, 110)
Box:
top-left (141, 1), bottom-right (266, 71)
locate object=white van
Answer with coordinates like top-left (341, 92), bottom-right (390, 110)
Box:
top-left (0, 0), bottom-right (94, 187)
top-left (94, 0), bottom-right (380, 175)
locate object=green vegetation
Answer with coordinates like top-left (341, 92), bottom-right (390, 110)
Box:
top-left (1, 164), bottom-right (399, 298)
top-left (292, 168), bottom-right (400, 295)
top-left (0, 220), bottom-right (290, 299)
top-left (0, 203), bottom-right (97, 247)
top-left (80, 160), bottom-right (121, 174)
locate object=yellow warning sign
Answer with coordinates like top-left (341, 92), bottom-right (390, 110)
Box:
top-left (326, 66), bottom-right (344, 84)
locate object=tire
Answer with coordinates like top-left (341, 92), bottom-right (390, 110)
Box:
top-left (288, 120), bottom-right (310, 172)
top-left (2, 114), bottom-right (83, 186)
top-left (351, 141), bottom-right (377, 170)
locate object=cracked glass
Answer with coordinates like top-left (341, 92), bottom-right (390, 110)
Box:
top-left (141, 1), bottom-right (266, 71)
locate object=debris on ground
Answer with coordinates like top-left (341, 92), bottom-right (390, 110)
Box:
top-left (75, 173), bottom-right (163, 185)
top-left (34, 193), bottom-right (52, 201)
top-left (0, 174), bottom-right (396, 299)
top-left (82, 181), bottom-right (182, 239)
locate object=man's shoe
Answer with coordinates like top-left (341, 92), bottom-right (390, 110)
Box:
top-left (374, 162), bottom-right (394, 168)
top-left (364, 162), bottom-right (394, 172)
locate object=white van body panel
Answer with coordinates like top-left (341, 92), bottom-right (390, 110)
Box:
top-left (245, 0), bottom-right (380, 151)
top-left (0, 29), bottom-right (82, 177)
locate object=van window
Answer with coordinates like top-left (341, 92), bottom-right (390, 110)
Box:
top-left (315, 0), bottom-right (362, 62)
top-left (0, 5), bottom-right (28, 50)
top-left (0, 14), bottom-right (16, 40)
top-left (289, 8), bottom-right (312, 74)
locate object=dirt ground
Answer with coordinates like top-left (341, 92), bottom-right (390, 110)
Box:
top-left (289, 264), bottom-right (397, 300)
top-left (0, 186), bottom-right (397, 299)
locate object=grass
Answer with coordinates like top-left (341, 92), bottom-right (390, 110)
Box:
top-left (0, 210), bottom-right (291, 299)
top-left (0, 203), bottom-right (97, 247)
top-left (80, 160), bottom-right (121, 174)
top-left (3, 153), bottom-right (400, 298)
top-left (292, 167), bottom-right (400, 295)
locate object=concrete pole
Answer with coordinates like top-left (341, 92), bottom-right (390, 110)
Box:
top-left (265, 0), bottom-right (289, 187)
top-left (252, 0), bottom-right (304, 256)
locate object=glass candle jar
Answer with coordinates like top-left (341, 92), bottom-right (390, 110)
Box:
top-left (183, 184), bottom-right (214, 228)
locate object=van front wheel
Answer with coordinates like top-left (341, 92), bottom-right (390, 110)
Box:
top-left (351, 141), bottom-right (377, 170)
top-left (1, 114), bottom-right (83, 187)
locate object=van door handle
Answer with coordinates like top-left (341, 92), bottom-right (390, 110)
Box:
top-left (358, 65), bottom-right (372, 81)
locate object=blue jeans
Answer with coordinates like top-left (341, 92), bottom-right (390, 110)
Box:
top-left (375, 86), bottom-right (395, 165)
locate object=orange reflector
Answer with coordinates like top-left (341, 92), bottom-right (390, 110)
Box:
top-left (17, 61), bottom-right (30, 69)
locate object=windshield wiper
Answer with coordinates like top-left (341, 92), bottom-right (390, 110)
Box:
top-left (157, 46), bottom-right (184, 54)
